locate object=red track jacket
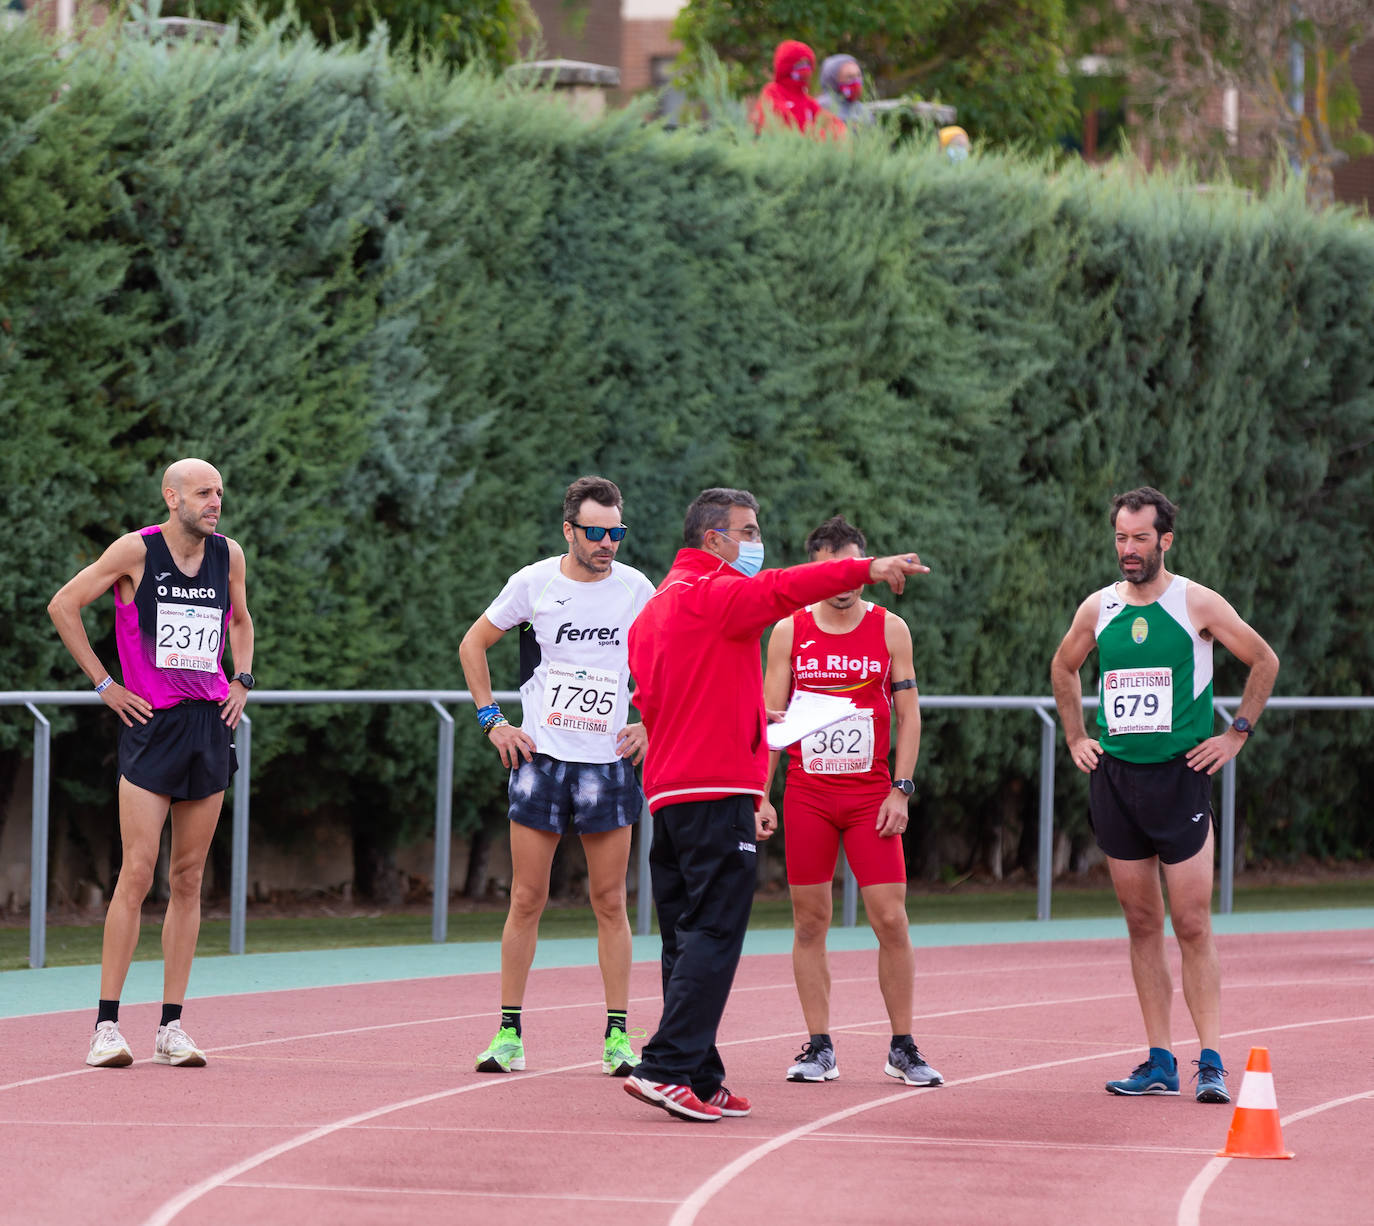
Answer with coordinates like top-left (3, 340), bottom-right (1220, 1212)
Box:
top-left (629, 548), bottom-right (874, 813)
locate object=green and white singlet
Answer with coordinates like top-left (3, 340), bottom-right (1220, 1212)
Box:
top-left (1094, 576), bottom-right (1214, 764)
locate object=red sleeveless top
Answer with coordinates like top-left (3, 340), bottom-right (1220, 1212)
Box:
top-left (785, 602), bottom-right (892, 786)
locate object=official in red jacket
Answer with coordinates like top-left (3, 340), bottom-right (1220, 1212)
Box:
top-left (621, 487), bottom-right (929, 1122)
top-left (750, 38), bottom-right (846, 139)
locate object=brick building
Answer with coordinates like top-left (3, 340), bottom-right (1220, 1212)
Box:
top-left (526, 0), bottom-right (681, 97)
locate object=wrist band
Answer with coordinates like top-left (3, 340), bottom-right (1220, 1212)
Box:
top-left (94, 676), bottom-right (114, 695)
top-left (483, 715), bottom-right (510, 738)
top-left (476, 703), bottom-right (502, 729)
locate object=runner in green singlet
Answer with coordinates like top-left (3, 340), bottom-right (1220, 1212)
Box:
top-left (1051, 487), bottom-right (1279, 1106)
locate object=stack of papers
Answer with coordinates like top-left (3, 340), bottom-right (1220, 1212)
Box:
top-left (766, 690), bottom-right (859, 751)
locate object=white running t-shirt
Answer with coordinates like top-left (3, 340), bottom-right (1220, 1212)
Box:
top-left (485, 556), bottom-right (655, 763)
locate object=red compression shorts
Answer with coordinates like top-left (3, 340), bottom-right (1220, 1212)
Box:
top-left (782, 778), bottom-right (907, 888)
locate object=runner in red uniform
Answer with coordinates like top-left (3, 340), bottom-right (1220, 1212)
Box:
top-left (761, 516), bottom-right (941, 1088)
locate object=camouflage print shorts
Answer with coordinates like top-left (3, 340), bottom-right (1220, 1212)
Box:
top-left (507, 753), bottom-right (643, 835)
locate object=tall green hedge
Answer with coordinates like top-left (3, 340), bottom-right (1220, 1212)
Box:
top-left (1, 18), bottom-right (1370, 893)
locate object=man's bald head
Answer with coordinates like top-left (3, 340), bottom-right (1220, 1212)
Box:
top-left (163, 458), bottom-right (221, 499)
top-left (162, 458), bottom-right (224, 539)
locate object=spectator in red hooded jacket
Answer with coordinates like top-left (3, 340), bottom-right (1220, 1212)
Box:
top-left (621, 487), bottom-right (929, 1123)
top-left (751, 39), bottom-right (846, 138)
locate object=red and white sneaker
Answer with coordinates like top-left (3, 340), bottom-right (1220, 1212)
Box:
top-left (707, 1087), bottom-right (752, 1117)
top-left (624, 1075), bottom-right (722, 1122)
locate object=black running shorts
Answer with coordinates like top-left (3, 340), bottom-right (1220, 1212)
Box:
top-left (118, 700), bottom-right (238, 803)
top-left (1088, 750), bottom-right (1213, 864)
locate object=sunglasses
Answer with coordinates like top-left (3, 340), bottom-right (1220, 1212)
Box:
top-left (571, 522), bottom-right (628, 542)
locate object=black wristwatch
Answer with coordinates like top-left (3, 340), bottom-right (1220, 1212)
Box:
top-left (892, 778), bottom-right (916, 796)
top-left (1231, 716), bottom-right (1252, 736)
top-left (232, 672), bottom-right (256, 690)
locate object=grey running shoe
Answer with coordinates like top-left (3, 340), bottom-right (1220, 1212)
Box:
top-left (787, 1039), bottom-right (839, 1082)
top-left (885, 1038), bottom-right (942, 1086)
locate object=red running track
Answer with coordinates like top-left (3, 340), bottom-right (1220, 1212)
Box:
top-left (1, 929), bottom-right (1371, 1226)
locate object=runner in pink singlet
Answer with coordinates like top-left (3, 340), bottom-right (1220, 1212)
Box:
top-left (49, 458), bottom-right (255, 1071)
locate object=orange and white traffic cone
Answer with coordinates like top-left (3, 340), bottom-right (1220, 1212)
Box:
top-left (1216, 1046), bottom-right (1294, 1159)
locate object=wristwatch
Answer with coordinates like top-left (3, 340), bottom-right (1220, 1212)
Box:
top-left (892, 778), bottom-right (916, 796)
top-left (232, 672), bottom-right (256, 690)
top-left (1231, 716), bottom-right (1252, 736)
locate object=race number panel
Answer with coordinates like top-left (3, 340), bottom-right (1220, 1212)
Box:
top-left (540, 663), bottom-right (620, 736)
top-left (801, 710), bottom-right (875, 775)
top-left (1102, 667), bottom-right (1173, 735)
top-left (155, 603), bottom-right (222, 673)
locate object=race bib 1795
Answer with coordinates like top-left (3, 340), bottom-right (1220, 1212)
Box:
top-left (540, 663), bottom-right (620, 736)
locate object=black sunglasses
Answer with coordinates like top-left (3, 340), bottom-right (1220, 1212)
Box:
top-left (571, 522), bottom-right (628, 542)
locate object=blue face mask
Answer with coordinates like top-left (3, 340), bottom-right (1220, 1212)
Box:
top-left (730, 539), bottom-right (765, 577)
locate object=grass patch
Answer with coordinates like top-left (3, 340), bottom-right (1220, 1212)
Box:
top-left (2, 879), bottom-right (1369, 972)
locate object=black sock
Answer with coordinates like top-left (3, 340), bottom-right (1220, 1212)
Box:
top-left (501, 1007), bottom-right (522, 1037)
top-left (892, 1033), bottom-right (913, 1047)
top-left (606, 1010), bottom-right (627, 1039)
top-left (161, 1003), bottom-right (183, 1028)
top-left (97, 999), bottom-right (119, 1026)
top-left (811, 1033), bottom-right (833, 1049)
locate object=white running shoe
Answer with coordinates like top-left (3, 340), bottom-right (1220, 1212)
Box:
top-left (86, 1020), bottom-right (133, 1068)
top-left (154, 1020), bottom-right (207, 1067)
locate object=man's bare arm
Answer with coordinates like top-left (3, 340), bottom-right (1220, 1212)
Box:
top-left (1050, 593), bottom-right (1102, 774)
top-left (1184, 584), bottom-right (1280, 775)
top-left (48, 534), bottom-right (152, 727)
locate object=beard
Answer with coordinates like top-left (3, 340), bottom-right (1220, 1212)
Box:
top-left (178, 503), bottom-right (215, 536)
top-left (1119, 546), bottom-right (1163, 585)
top-left (571, 539), bottom-right (614, 574)
top-left (828, 590), bottom-right (861, 610)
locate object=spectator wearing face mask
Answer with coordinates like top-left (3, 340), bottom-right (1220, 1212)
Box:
top-left (940, 125), bottom-right (971, 161)
top-left (818, 54), bottom-right (872, 127)
top-left (752, 39), bottom-right (845, 138)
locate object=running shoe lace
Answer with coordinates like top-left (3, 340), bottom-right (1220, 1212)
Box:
top-left (793, 1040), bottom-right (826, 1064)
top-left (1191, 1059), bottom-right (1228, 1081)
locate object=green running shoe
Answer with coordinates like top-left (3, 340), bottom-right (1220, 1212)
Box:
top-left (475, 1026), bottom-right (525, 1073)
top-left (602, 1028), bottom-right (640, 1077)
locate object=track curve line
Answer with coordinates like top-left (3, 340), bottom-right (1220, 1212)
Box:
top-left (1175, 1087), bottom-right (1374, 1226)
top-left (671, 1012), bottom-right (1374, 1226)
top-left (138, 1059), bottom-right (596, 1226)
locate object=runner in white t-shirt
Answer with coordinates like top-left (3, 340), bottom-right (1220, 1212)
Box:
top-left (459, 476), bottom-right (655, 1077)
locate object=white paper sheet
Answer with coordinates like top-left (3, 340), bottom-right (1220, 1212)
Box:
top-left (765, 690), bottom-right (859, 751)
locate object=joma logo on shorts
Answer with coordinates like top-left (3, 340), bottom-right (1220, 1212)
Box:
top-left (738, 841), bottom-right (756, 853)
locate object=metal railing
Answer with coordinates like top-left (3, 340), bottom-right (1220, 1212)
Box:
top-left (4, 691), bottom-right (1371, 967)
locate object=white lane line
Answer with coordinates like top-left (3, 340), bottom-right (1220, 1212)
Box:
top-left (227, 1181), bottom-right (680, 1206)
top-left (0, 1118), bottom-right (1216, 1156)
top-left (3, 974), bottom-right (1364, 1096)
top-left (669, 1012), bottom-right (1374, 1226)
top-left (1176, 1088), bottom-right (1374, 1226)
top-left (0, 997), bottom-right (641, 1093)
top-left (803, 1133), bottom-right (1215, 1156)
top-left (7, 927), bottom-right (1367, 1023)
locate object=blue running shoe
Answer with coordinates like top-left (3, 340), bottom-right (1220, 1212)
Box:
top-left (1192, 1052), bottom-right (1230, 1104)
top-left (1106, 1051), bottom-right (1179, 1096)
